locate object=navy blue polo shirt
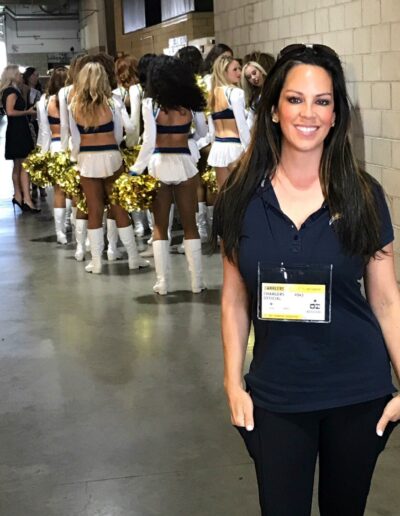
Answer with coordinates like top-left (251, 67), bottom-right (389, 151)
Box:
top-left (238, 180), bottom-right (395, 413)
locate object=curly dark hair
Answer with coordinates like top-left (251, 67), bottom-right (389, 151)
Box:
top-left (176, 46), bottom-right (203, 75)
top-left (138, 53), bottom-right (156, 88)
top-left (145, 55), bottom-right (206, 112)
top-left (202, 43), bottom-right (233, 74)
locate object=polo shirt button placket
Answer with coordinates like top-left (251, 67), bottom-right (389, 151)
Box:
top-left (292, 230), bottom-right (302, 252)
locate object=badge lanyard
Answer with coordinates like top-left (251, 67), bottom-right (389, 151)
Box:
top-left (257, 190), bottom-right (333, 324)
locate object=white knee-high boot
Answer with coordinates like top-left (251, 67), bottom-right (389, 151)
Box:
top-left (54, 208), bottom-right (67, 245)
top-left (152, 240), bottom-right (170, 295)
top-left (106, 219), bottom-right (122, 261)
top-left (168, 204), bottom-right (174, 243)
top-left (65, 198), bottom-right (73, 232)
top-left (71, 206), bottom-right (77, 228)
top-left (207, 205), bottom-right (214, 232)
top-left (75, 219), bottom-right (88, 261)
top-left (118, 225), bottom-right (150, 270)
top-left (85, 228), bottom-right (104, 274)
top-left (196, 202), bottom-right (208, 243)
top-left (184, 239), bottom-right (206, 293)
top-left (131, 211), bottom-right (145, 237)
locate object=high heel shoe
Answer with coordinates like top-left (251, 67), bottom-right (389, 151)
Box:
top-left (12, 198), bottom-right (23, 211)
top-left (22, 203), bottom-right (41, 214)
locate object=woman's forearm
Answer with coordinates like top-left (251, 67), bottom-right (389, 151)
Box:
top-left (7, 109), bottom-right (31, 117)
top-left (376, 302), bottom-right (400, 382)
top-left (221, 295), bottom-right (251, 390)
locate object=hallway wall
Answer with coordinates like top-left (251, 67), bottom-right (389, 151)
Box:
top-left (214, 0), bottom-right (400, 277)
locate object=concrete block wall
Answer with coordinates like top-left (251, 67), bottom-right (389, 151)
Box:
top-left (215, 0), bottom-right (400, 277)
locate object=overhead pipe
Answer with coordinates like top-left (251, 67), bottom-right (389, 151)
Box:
top-left (4, 6), bottom-right (78, 21)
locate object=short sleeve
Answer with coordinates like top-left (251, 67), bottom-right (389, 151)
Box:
top-left (373, 183), bottom-right (394, 248)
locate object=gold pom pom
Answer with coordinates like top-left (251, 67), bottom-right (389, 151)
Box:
top-left (110, 173), bottom-right (160, 212)
top-left (47, 151), bottom-right (88, 214)
top-left (196, 74), bottom-right (210, 117)
top-left (23, 148), bottom-right (55, 188)
top-left (201, 166), bottom-right (218, 194)
top-left (121, 145), bottom-right (142, 173)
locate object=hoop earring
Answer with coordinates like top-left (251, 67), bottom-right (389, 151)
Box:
top-left (272, 114), bottom-right (279, 123)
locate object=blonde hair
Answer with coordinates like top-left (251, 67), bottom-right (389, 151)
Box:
top-left (0, 65), bottom-right (20, 94)
top-left (70, 62), bottom-right (111, 128)
top-left (241, 61), bottom-right (267, 108)
top-left (208, 55), bottom-right (240, 112)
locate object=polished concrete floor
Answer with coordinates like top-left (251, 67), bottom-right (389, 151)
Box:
top-left (0, 124), bottom-right (399, 515)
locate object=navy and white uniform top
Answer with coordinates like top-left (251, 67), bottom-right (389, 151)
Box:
top-left (238, 179), bottom-right (395, 413)
top-left (68, 100), bottom-right (125, 178)
top-left (207, 86), bottom-right (251, 168)
top-left (36, 94), bottom-right (62, 153)
top-left (59, 85), bottom-right (134, 156)
top-left (131, 97), bottom-right (206, 185)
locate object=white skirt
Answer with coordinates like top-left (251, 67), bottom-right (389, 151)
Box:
top-left (50, 139), bottom-right (62, 154)
top-left (207, 140), bottom-right (244, 168)
top-left (148, 152), bottom-right (198, 185)
top-left (77, 150), bottom-right (122, 178)
top-left (188, 138), bottom-right (200, 164)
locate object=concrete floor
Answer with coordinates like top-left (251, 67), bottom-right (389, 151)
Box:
top-left (0, 120), bottom-right (399, 515)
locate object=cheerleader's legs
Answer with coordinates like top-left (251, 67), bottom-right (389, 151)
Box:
top-left (53, 185), bottom-right (67, 245)
top-left (79, 177), bottom-right (105, 273)
top-left (105, 205), bottom-right (123, 261)
top-left (151, 183), bottom-right (174, 294)
top-left (152, 176), bottom-right (204, 294)
top-left (103, 174), bottom-right (149, 271)
top-left (215, 166), bottom-right (230, 191)
top-left (174, 175), bottom-right (205, 293)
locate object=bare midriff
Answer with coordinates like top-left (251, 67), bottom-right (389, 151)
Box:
top-left (155, 107), bottom-right (191, 148)
top-left (213, 87), bottom-right (239, 139)
top-left (75, 104), bottom-right (117, 148)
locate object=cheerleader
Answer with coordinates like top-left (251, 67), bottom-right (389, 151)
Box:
top-left (114, 54), bottom-right (148, 244)
top-left (59, 56), bottom-right (88, 260)
top-left (130, 55), bottom-right (207, 295)
top-left (241, 54), bottom-right (275, 130)
top-left (37, 66), bottom-right (70, 244)
top-left (207, 55), bottom-right (250, 189)
top-left (69, 62), bottom-right (149, 274)
top-left (176, 45), bottom-right (209, 245)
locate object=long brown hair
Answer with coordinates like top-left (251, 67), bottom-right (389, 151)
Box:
top-left (46, 67), bottom-right (68, 108)
top-left (115, 55), bottom-right (138, 89)
top-left (213, 46), bottom-right (384, 263)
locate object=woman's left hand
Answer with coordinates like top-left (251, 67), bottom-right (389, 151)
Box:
top-left (376, 395), bottom-right (400, 436)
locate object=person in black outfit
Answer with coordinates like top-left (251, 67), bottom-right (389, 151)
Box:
top-left (213, 44), bottom-right (400, 516)
top-left (0, 64), bottom-right (38, 212)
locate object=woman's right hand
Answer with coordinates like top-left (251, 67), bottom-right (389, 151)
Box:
top-left (226, 385), bottom-right (254, 431)
top-left (27, 107), bottom-right (36, 116)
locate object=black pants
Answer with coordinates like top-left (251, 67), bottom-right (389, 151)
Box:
top-left (237, 396), bottom-right (397, 516)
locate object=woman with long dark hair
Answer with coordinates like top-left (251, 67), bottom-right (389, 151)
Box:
top-left (69, 62), bottom-right (149, 274)
top-left (130, 55), bottom-right (207, 295)
top-left (214, 44), bottom-right (400, 515)
top-left (37, 66), bottom-right (70, 243)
